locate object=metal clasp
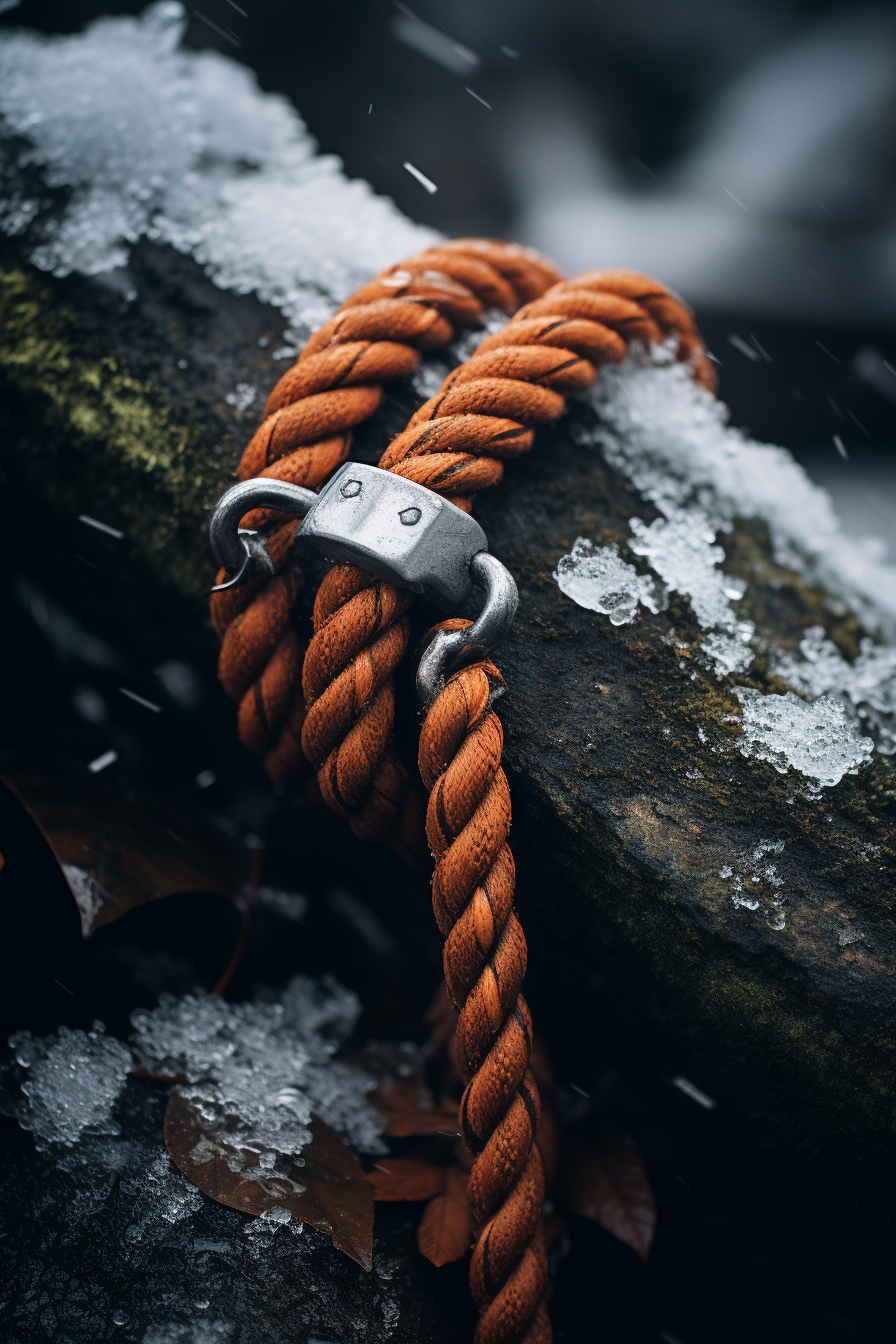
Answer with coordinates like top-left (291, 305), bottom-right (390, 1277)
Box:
top-left (208, 463), bottom-right (518, 702)
top-left (209, 478), bottom-right (318, 592)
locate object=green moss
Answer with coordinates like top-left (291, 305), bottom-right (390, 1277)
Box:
top-left (0, 263), bottom-right (230, 605)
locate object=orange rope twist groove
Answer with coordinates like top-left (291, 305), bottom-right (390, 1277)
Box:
top-left (212, 237), bottom-right (716, 1342)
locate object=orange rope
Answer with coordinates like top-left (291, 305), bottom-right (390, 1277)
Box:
top-left (419, 637), bottom-right (549, 1342)
top-left (213, 239), bottom-right (715, 1342)
top-left (212, 241), bottom-right (563, 859)
top-left (301, 268), bottom-right (714, 853)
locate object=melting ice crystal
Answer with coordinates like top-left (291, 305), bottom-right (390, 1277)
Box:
top-left (553, 538), bottom-right (660, 625)
top-left (9, 1024), bottom-right (132, 1150)
top-left (130, 974), bottom-right (384, 1161)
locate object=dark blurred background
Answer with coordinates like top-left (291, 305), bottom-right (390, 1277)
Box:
top-left (4, 0), bottom-right (895, 559)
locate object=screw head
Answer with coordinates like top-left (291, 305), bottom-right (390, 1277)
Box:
top-left (340, 479), bottom-right (362, 498)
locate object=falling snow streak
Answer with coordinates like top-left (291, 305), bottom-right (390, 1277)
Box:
top-left (79, 514), bottom-right (124, 539)
top-left (403, 161), bottom-right (438, 194)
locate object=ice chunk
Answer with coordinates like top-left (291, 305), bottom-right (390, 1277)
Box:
top-left (554, 537), bottom-right (660, 625)
top-left (735, 689), bottom-right (873, 790)
top-left (555, 517), bottom-right (755, 676)
top-left (628, 510), bottom-right (742, 631)
top-left (701, 626), bottom-right (755, 677)
top-left (627, 509), bottom-right (756, 675)
top-left (9, 1025), bottom-right (132, 1150)
top-left (0, 3), bottom-right (436, 333)
top-left (130, 974), bottom-right (384, 1164)
top-left (772, 626), bottom-right (896, 755)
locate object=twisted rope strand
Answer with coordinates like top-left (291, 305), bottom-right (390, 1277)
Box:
top-left (419, 643), bottom-right (548, 1343)
top-left (215, 238), bottom-right (715, 1342)
top-left (303, 266), bottom-right (714, 846)
top-left (296, 269), bottom-right (713, 1334)
top-left (213, 241), bottom-right (563, 824)
top-left (293, 246), bottom-right (565, 851)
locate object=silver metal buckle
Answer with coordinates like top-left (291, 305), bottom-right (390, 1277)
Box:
top-left (209, 463), bottom-right (518, 701)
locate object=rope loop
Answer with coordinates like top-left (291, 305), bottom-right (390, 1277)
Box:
top-left (211, 240), bottom-right (564, 807)
top-left (212, 236), bottom-right (717, 1342)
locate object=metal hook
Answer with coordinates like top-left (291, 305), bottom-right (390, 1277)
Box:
top-left (416, 552), bottom-right (518, 706)
top-left (209, 479), bottom-right (317, 592)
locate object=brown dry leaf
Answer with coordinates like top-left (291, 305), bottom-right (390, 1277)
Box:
top-left (0, 751), bottom-right (241, 936)
top-left (560, 1128), bottom-right (656, 1264)
top-left (164, 1090), bottom-right (374, 1269)
top-left (373, 1077), bottom-right (462, 1138)
top-left (369, 1152), bottom-right (447, 1202)
top-left (417, 1164), bottom-right (471, 1267)
top-left (382, 1106), bottom-right (462, 1138)
top-left (375, 1081), bottom-right (461, 1136)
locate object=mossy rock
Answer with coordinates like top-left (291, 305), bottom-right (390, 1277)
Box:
top-left (2, 235), bottom-right (895, 1232)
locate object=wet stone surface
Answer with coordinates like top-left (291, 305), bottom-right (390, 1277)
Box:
top-left (0, 1078), bottom-right (470, 1344)
top-left (1, 231), bottom-right (895, 1218)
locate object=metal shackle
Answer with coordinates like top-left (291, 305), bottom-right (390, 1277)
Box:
top-left (208, 463), bottom-right (518, 699)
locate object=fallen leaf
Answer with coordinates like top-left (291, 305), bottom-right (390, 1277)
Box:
top-left (0, 751), bottom-right (241, 936)
top-left (369, 1152), bottom-right (447, 1202)
top-left (382, 1108), bottom-right (462, 1138)
top-left (379, 1104), bottom-right (461, 1138)
top-left (372, 1078), bottom-right (461, 1138)
top-left (559, 1128), bottom-right (656, 1264)
top-left (417, 1164), bottom-right (471, 1267)
top-left (164, 1090), bottom-right (374, 1269)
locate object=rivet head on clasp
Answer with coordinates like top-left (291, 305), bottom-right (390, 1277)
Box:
top-left (340, 479), bottom-right (362, 498)
top-left (399, 507), bottom-right (422, 526)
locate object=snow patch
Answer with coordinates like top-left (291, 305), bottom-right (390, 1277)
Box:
top-left (10, 975), bottom-right (381, 1167)
top-left (700, 627), bottom-right (755, 677)
top-left (555, 512), bottom-right (755, 674)
top-left (130, 974), bottom-right (384, 1165)
top-left (0, 3), bottom-right (435, 335)
top-left (735, 689), bottom-right (873, 791)
top-left (564, 348), bottom-right (896, 783)
top-left (772, 626), bottom-right (896, 756)
top-left (583, 350), bottom-right (896, 626)
top-left (9, 1024), bottom-right (132, 1150)
top-left (628, 509), bottom-right (756, 674)
top-left (628, 511), bottom-right (740, 630)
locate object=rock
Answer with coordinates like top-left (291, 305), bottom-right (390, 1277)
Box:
top-left (476, 415), bottom-right (896, 1206)
top-left (2, 5), bottom-right (895, 1239)
top-left (0, 1078), bottom-right (472, 1344)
